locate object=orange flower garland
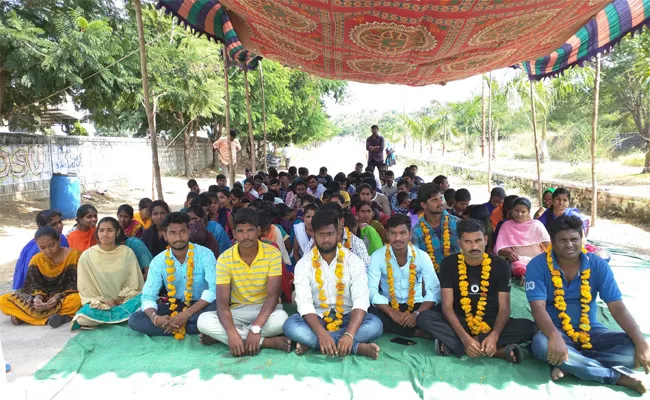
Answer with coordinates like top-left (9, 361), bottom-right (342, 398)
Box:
top-left (312, 244), bottom-right (346, 331)
top-left (343, 227), bottom-right (352, 249)
top-left (458, 253), bottom-right (492, 336)
top-left (420, 215), bottom-right (451, 273)
top-left (165, 244), bottom-right (195, 340)
top-left (546, 245), bottom-right (592, 349)
top-left (385, 244), bottom-right (418, 313)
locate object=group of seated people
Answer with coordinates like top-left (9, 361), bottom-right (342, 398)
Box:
top-left (1, 162), bottom-right (648, 393)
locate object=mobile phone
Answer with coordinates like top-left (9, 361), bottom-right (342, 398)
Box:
top-left (613, 366), bottom-right (637, 378)
top-left (390, 337), bottom-right (417, 346)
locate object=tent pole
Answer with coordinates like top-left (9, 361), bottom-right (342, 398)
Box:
top-left (223, 46), bottom-right (235, 185)
top-left (260, 61), bottom-right (268, 172)
top-left (487, 72), bottom-right (493, 192)
top-left (530, 80), bottom-right (543, 206)
top-left (591, 53), bottom-right (602, 227)
top-left (244, 68), bottom-right (256, 173)
top-left (481, 75), bottom-right (486, 158)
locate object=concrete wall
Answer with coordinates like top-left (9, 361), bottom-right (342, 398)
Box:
top-left (0, 133), bottom-right (213, 202)
top-left (413, 158), bottom-right (650, 224)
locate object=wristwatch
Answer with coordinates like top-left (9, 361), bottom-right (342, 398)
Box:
top-left (250, 325), bottom-right (262, 334)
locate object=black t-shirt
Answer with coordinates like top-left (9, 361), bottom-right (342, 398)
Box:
top-left (439, 253), bottom-right (511, 322)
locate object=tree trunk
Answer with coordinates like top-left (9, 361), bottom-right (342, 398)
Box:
top-left (260, 61), bottom-right (268, 172)
top-left (591, 54), bottom-right (601, 226)
top-left (244, 68), bottom-right (256, 172)
top-left (464, 126), bottom-right (468, 156)
top-left (223, 46), bottom-right (235, 185)
top-left (530, 80), bottom-right (543, 207)
top-left (183, 119), bottom-right (192, 177)
top-left (481, 74), bottom-right (486, 158)
top-left (134, 0), bottom-right (163, 201)
top-left (492, 126), bottom-right (499, 159)
top-left (487, 72), bottom-right (493, 192)
top-left (644, 148), bottom-right (650, 173)
top-left (419, 138), bottom-right (423, 153)
top-left (412, 137), bottom-right (415, 151)
top-left (540, 118), bottom-right (549, 163)
top-left (0, 68), bottom-right (7, 122)
top-left (429, 141), bottom-right (433, 153)
top-left (442, 127), bottom-right (446, 156)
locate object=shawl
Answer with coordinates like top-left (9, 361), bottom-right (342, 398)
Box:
top-left (21, 249), bottom-right (81, 299)
top-left (123, 219), bottom-right (144, 238)
top-left (133, 211), bottom-right (152, 230)
top-left (67, 227), bottom-right (97, 252)
top-left (493, 219), bottom-right (551, 255)
top-left (77, 245), bottom-right (144, 309)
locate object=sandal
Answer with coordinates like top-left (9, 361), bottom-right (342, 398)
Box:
top-left (434, 339), bottom-right (451, 356)
top-left (47, 315), bottom-right (72, 329)
top-left (10, 316), bottom-right (23, 326)
top-left (505, 344), bottom-right (525, 364)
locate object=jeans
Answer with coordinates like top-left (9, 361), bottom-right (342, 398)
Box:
top-left (283, 312), bottom-right (383, 354)
top-left (128, 301), bottom-right (216, 336)
top-left (531, 327), bottom-right (636, 385)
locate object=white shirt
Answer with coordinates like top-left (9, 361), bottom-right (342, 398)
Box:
top-left (294, 247), bottom-right (370, 317)
top-left (307, 228), bottom-right (370, 267)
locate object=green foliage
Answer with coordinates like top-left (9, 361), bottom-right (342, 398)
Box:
top-left (68, 121), bottom-right (88, 136)
top-left (620, 151), bottom-right (646, 167)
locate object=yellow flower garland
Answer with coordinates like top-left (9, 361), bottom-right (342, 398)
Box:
top-left (385, 244), bottom-right (418, 313)
top-left (312, 244), bottom-right (346, 331)
top-left (343, 226), bottom-right (352, 249)
top-left (546, 245), bottom-right (592, 349)
top-left (458, 253), bottom-right (492, 336)
top-left (420, 215), bottom-right (451, 273)
top-left (165, 243), bottom-right (195, 340)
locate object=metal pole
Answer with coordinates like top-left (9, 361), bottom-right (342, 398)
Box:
top-left (223, 46), bottom-right (235, 185)
top-left (530, 80), bottom-right (543, 206)
top-left (591, 54), bottom-right (602, 226)
top-left (244, 67), bottom-right (256, 172)
top-left (260, 61), bottom-right (268, 172)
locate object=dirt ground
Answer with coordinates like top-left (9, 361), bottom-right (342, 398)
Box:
top-left (2, 136), bottom-right (650, 387)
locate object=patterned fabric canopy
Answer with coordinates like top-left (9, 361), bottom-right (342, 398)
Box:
top-left (521, 0), bottom-right (650, 80)
top-left (157, 0), bottom-right (642, 85)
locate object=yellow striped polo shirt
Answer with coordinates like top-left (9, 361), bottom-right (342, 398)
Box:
top-left (216, 241), bottom-right (282, 307)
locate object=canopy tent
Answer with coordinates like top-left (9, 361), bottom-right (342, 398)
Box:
top-left (521, 0), bottom-right (650, 80)
top-left (157, 0), bottom-right (650, 86)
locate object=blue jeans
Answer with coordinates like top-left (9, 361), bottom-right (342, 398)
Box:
top-left (531, 327), bottom-right (636, 385)
top-left (283, 313), bottom-right (383, 354)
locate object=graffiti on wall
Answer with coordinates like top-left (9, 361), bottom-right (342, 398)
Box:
top-left (0, 145), bottom-right (47, 181)
top-left (53, 145), bottom-right (82, 171)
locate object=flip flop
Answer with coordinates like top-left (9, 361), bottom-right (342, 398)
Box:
top-left (505, 344), bottom-right (524, 364)
top-left (10, 316), bottom-right (23, 326)
top-left (434, 339), bottom-right (451, 356)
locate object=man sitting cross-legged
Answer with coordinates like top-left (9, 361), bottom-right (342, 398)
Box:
top-left (283, 210), bottom-right (382, 359)
top-left (525, 215), bottom-right (650, 394)
top-left (197, 208), bottom-right (290, 356)
top-left (416, 218), bottom-right (536, 363)
top-left (367, 214), bottom-right (439, 338)
top-left (128, 212), bottom-right (217, 338)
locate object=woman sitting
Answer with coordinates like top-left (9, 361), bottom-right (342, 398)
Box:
top-left (0, 227), bottom-right (81, 328)
top-left (344, 211), bottom-right (382, 256)
top-left (72, 217), bottom-right (144, 330)
top-left (185, 205), bottom-right (221, 259)
top-left (533, 188), bottom-right (555, 219)
top-left (494, 197), bottom-right (550, 284)
top-left (117, 204), bottom-right (144, 238)
top-left (292, 203), bottom-right (318, 260)
top-left (465, 204), bottom-right (495, 253)
top-left (13, 210), bottom-right (69, 290)
top-left (490, 194), bottom-right (519, 232)
top-left (67, 204), bottom-right (98, 252)
top-left (140, 200), bottom-right (170, 257)
top-left (356, 200), bottom-right (387, 245)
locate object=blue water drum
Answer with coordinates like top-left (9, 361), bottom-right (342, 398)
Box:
top-left (50, 173), bottom-right (81, 219)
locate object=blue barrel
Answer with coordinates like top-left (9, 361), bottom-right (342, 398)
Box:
top-left (50, 173), bottom-right (81, 219)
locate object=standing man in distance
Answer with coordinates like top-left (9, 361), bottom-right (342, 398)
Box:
top-left (212, 129), bottom-right (241, 185)
top-left (366, 125), bottom-right (385, 173)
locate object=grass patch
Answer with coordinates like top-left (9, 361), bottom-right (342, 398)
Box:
top-left (620, 152), bottom-right (646, 167)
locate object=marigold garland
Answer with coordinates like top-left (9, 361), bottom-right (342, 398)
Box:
top-left (458, 253), bottom-right (492, 336)
top-left (165, 243), bottom-right (195, 340)
top-left (546, 245), bottom-right (592, 349)
top-left (312, 244), bottom-right (346, 331)
top-left (420, 215), bottom-right (451, 273)
top-left (385, 244), bottom-right (417, 313)
top-left (343, 227), bottom-right (352, 249)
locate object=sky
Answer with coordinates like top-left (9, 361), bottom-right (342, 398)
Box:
top-left (324, 68), bottom-right (515, 117)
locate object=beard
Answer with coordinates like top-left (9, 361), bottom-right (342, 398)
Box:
top-left (316, 243), bottom-right (337, 255)
top-left (170, 241), bottom-right (189, 251)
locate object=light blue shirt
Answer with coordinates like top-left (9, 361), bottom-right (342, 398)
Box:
top-left (367, 244), bottom-right (440, 305)
top-left (141, 242), bottom-right (217, 311)
top-left (207, 221), bottom-right (232, 253)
